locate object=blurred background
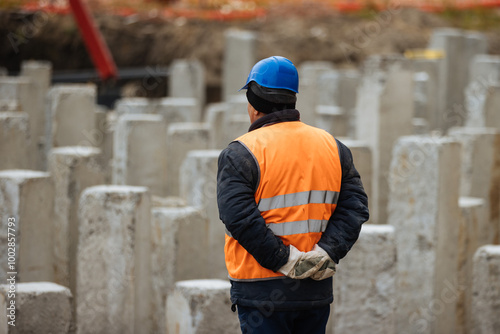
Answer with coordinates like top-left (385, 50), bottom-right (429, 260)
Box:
top-left (1, 0), bottom-right (500, 106)
top-left (1, 2), bottom-right (500, 333)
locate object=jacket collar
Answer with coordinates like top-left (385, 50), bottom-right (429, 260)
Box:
top-left (248, 109), bottom-right (301, 132)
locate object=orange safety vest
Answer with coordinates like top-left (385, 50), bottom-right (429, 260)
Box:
top-left (224, 121), bottom-right (342, 281)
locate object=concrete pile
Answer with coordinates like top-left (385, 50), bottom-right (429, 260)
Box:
top-left (332, 224), bottom-right (397, 334)
top-left (388, 136), bottom-right (461, 333)
top-left (112, 114), bottom-right (168, 196)
top-left (0, 170), bottom-right (55, 283)
top-left (318, 69), bottom-right (360, 137)
top-left (166, 122), bottom-right (210, 196)
top-left (0, 282), bottom-right (73, 333)
top-left (296, 61), bottom-right (334, 126)
top-left (428, 28), bottom-right (488, 131)
top-left (354, 55), bottom-right (414, 224)
top-left (166, 279), bottom-right (240, 334)
top-left (464, 55), bottom-right (500, 129)
top-left (222, 29), bottom-right (257, 102)
top-left (45, 84), bottom-right (97, 165)
top-left (0, 26), bottom-right (499, 334)
top-left (48, 147), bottom-right (105, 299)
top-left (412, 57), bottom-right (439, 132)
top-left (169, 59), bottom-right (206, 116)
top-left (0, 112), bottom-right (30, 170)
top-left (1, 61), bottom-right (52, 168)
top-left (77, 185), bottom-right (152, 334)
top-left (151, 207), bottom-right (209, 334)
top-left (180, 150), bottom-right (225, 279)
top-left (471, 245), bottom-right (500, 333)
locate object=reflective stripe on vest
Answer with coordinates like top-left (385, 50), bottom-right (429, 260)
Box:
top-left (258, 190), bottom-right (339, 212)
top-left (224, 121), bottom-right (342, 281)
top-left (226, 219), bottom-right (329, 238)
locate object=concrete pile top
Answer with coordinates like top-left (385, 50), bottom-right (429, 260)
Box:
top-left (119, 114), bottom-right (164, 122)
top-left (187, 150), bottom-right (222, 158)
top-left (459, 197), bottom-right (485, 208)
top-left (0, 112), bottom-right (28, 118)
top-left (51, 146), bottom-right (102, 157)
top-left (0, 77), bottom-right (31, 86)
top-left (82, 185), bottom-right (148, 195)
top-left (361, 224), bottom-right (394, 234)
top-left (472, 54), bottom-right (500, 64)
top-left (397, 134), bottom-right (458, 145)
top-left (175, 279), bottom-right (231, 292)
top-left (337, 138), bottom-right (370, 147)
top-left (451, 127), bottom-right (499, 135)
top-left (5, 281), bottom-right (72, 295)
top-left (475, 245), bottom-right (500, 257)
top-left (50, 83), bottom-right (96, 94)
top-left (168, 122), bottom-right (210, 131)
top-left (22, 60), bottom-right (52, 71)
top-left (21, 60), bottom-right (52, 70)
top-left (0, 112), bottom-right (28, 129)
top-left (159, 97), bottom-right (198, 107)
top-left (0, 170), bottom-right (50, 181)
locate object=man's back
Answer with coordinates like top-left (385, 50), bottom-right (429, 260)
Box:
top-left (217, 56), bottom-right (369, 334)
top-left (237, 121), bottom-right (341, 197)
top-left (224, 120), bottom-right (343, 282)
top-left (237, 121), bottom-right (342, 249)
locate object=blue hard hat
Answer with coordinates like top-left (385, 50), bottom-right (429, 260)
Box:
top-left (240, 56), bottom-right (299, 93)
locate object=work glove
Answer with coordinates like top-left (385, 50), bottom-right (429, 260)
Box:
top-left (278, 245), bottom-right (331, 279)
top-left (310, 245), bottom-right (336, 281)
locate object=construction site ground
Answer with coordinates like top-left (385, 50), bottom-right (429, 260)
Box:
top-left (1, 4), bottom-right (500, 100)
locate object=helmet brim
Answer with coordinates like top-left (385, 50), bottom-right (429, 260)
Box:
top-left (238, 83), bottom-right (249, 92)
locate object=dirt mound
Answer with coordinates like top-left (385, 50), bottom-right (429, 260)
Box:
top-left (1, 7), bottom-right (499, 89)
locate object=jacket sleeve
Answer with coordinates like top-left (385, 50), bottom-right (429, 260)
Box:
top-left (217, 141), bottom-right (289, 272)
top-left (317, 139), bottom-right (370, 263)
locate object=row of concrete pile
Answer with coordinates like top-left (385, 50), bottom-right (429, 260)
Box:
top-left (0, 27), bottom-right (500, 334)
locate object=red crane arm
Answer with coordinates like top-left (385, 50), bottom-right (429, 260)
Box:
top-left (69, 0), bottom-right (118, 80)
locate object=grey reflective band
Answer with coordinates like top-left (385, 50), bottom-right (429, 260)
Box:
top-left (267, 219), bottom-right (328, 236)
top-left (257, 190), bottom-right (339, 212)
top-left (226, 220), bottom-right (328, 239)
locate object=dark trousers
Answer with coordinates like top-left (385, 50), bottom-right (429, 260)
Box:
top-left (237, 305), bottom-right (330, 334)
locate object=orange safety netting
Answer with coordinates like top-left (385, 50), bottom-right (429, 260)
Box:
top-left (7, 0), bottom-right (500, 20)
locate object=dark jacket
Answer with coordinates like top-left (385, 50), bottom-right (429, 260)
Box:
top-left (217, 109), bottom-right (369, 311)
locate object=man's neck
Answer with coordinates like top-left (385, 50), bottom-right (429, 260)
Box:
top-left (248, 109), bottom-right (301, 132)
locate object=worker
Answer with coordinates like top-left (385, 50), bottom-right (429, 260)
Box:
top-left (217, 56), bottom-right (369, 334)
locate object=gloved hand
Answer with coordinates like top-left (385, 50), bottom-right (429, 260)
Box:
top-left (278, 245), bottom-right (331, 279)
top-left (310, 245), bottom-right (336, 281)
